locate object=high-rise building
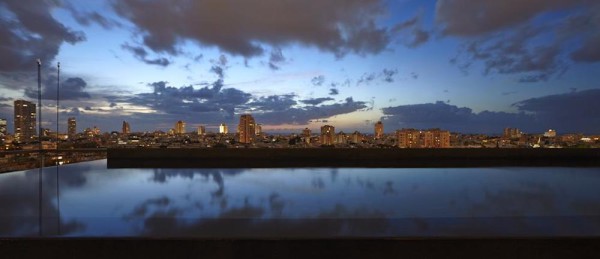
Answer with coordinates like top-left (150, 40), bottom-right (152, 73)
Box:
top-left (14, 100), bottom-right (36, 142)
top-left (68, 117), bottom-right (76, 139)
top-left (374, 121), bottom-right (384, 139)
top-left (0, 118), bottom-right (7, 142)
top-left (175, 120), bottom-right (186, 134)
top-left (238, 114), bottom-right (256, 144)
top-left (503, 128), bottom-right (522, 139)
top-left (122, 121), bottom-right (130, 134)
top-left (219, 123), bottom-right (228, 134)
top-left (255, 123), bottom-right (262, 136)
top-left (320, 125), bottom-right (335, 146)
top-left (197, 126), bottom-right (206, 135)
top-left (396, 128), bottom-right (450, 148)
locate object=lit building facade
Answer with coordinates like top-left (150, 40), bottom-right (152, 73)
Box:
top-left (374, 121), bottom-right (384, 139)
top-left (197, 126), bottom-right (206, 135)
top-left (14, 100), bottom-right (36, 142)
top-left (67, 117), bottom-right (76, 139)
top-left (219, 123), bottom-right (228, 134)
top-left (396, 128), bottom-right (450, 148)
top-left (175, 120), bottom-right (186, 134)
top-left (122, 121), bottom-right (130, 134)
top-left (320, 125), bottom-right (335, 145)
top-left (351, 131), bottom-right (363, 144)
top-left (238, 114), bottom-right (256, 144)
top-left (544, 129), bottom-right (557, 138)
top-left (255, 123), bottom-right (262, 136)
top-left (335, 131), bottom-right (347, 144)
top-left (302, 128), bottom-right (312, 144)
top-left (0, 118), bottom-right (7, 141)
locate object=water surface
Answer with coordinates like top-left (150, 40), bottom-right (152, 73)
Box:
top-left (1, 159), bottom-right (599, 237)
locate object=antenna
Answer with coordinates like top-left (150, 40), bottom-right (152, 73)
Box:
top-left (37, 59), bottom-right (42, 236)
top-left (56, 62), bottom-right (61, 235)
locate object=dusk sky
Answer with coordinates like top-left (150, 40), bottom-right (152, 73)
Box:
top-left (1, 0), bottom-right (599, 134)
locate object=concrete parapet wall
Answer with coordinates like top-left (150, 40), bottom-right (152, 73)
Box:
top-left (107, 148), bottom-right (600, 168)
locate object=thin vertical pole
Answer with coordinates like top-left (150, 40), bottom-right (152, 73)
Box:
top-left (56, 62), bottom-right (61, 235)
top-left (37, 59), bottom-right (42, 236)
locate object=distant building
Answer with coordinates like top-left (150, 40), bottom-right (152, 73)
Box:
top-left (14, 100), bottom-right (36, 142)
top-left (351, 131), bottom-right (363, 144)
top-left (175, 120), bottom-right (186, 134)
top-left (122, 121), bottom-right (130, 134)
top-left (302, 128), bottom-right (311, 138)
top-left (397, 128), bottom-right (450, 148)
top-left (219, 123), bottom-right (228, 134)
top-left (68, 117), bottom-right (76, 139)
top-left (255, 123), bottom-right (262, 136)
top-left (320, 125), bottom-right (335, 145)
top-left (302, 128), bottom-right (312, 144)
top-left (335, 131), bottom-right (347, 144)
top-left (503, 128), bottom-right (522, 139)
top-left (238, 114), bottom-right (256, 144)
top-left (374, 121), bottom-right (384, 139)
top-left (197, 126), bottom-right (206, 135)
top-left (544, 129), bottom-right (557, 138)
top-left (0, 118), bottom-right (6, 142)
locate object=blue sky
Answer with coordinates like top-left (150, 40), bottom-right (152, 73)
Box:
top-left (1, 0), bottom-right (599, 134)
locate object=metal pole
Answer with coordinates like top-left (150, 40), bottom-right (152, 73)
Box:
top-left (37, 59), bottom-right (42, 236)
top-left (56, 62), bottom-right (61, 235)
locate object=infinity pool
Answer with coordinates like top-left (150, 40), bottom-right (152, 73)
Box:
top-left (1, 160), bottom-right (599, 237)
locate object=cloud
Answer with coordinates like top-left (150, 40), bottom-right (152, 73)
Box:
top-left (435, 0), bottom-right (584, 36)
top-left (268, 48), bottom-right (286, 70)
top-left (382, 69), bottom-right (398, 83)
top-left (121, 43), bottom-right (171, 67)
top-left (254, 97), bottom-right (367, 125)
top-left (311, 75), bottom-right (325, 86)
top-left (329, 88), bottom-right (339, 95)
top-left (437, 1), bottom-right (600, 81)
top-left (248, 94), bottom-right (297, 111)
top-left (0, 0), bottom-right (85, 72)
top-left (300, 97), bottom-right (335, 106)
top-left (392, 12), bottom-right (430, 48)
top-left (66, 4), bottom-right (122, 30)
top-left (113, 0), bottom-right (392, 58)
top-left (382, 89), bottom-right (600, 134)
top-left (24, 76), bottom-right (91, 100)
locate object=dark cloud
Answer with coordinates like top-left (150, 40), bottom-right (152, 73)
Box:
top-left (382, 101), bottom-right (533, 133)
top-left (392, 13), bottom-right (430, 48)
top-left (210, 66), bottom-right (224, 79)
top-left (300, 97), bottom-right (335, 106)
top-left (24, 76), bottom-right (91, 100)
top-left (121, 43), bottom-right (171, 67)
top-left (438, 1), bottom-right (600, 81)
top-left (382, 89), bottom-right (600, 134)
top-left (0, 0), bottom-right (85, 72)
top-left (311, 75), bottom-right (325, 86)
top-left (254, 97), bottom-right (367, 125)
top-left (113, 0), bottom-right (391, 58)
top-left (248, 94), bottom-right (297, 111)
top-left (452, 26), bottom-right (566, 82)
top-left (382, 69), bottom-right (398, 83)
top-left (67, 6), bottom-right (121, 30)
top-left (329, 88), bottom-right (339, 95)
top-left (268, 48), bottom-right (286, 70)
top-left (435, 0), bottom-right (584, 36)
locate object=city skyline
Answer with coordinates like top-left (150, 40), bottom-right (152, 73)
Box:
top-left (1, 1), bottom-right (599, 134)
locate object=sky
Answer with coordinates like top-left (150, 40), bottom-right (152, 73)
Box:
top-left (1, 0), bottom-right (599, 134)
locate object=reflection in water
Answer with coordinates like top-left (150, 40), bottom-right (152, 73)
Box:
top-left (1, 160), bottom-right (600, 237)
